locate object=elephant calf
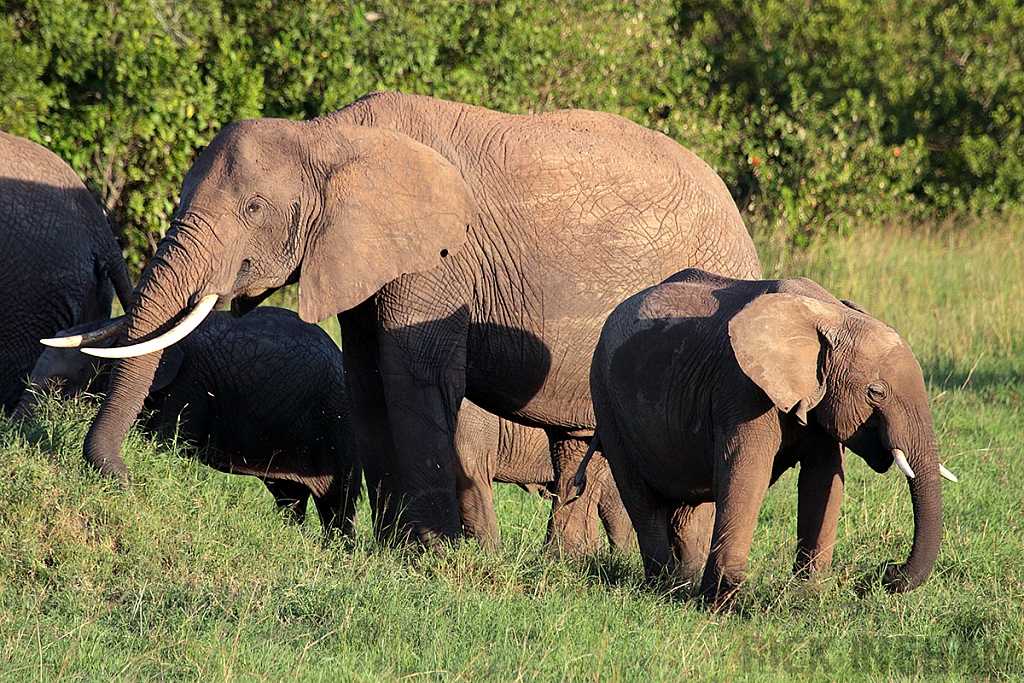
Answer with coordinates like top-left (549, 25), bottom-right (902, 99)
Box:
top-left (19, 307), bottom-right (359, 538)
top-left (585, 268), bottom-right (957, 602)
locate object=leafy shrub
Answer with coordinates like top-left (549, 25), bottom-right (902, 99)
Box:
top-left (1, 0), bottom-right (263, 272)
top-left (645, 0), bottom-right (1024, 242)
top-left (1, 0), bottom-right (1021, 269)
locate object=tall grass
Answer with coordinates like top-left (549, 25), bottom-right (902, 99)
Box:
top-left (2, 220), bottom-right (1022, 681)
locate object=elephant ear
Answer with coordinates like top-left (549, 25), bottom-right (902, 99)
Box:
top-left (728, 293), bottom-right (844, 426)
top-left (841, 299), bottom-right (869, 314)
top-left (149, 346), bottom-right (184, 394)
top-left (297, 127), bottom-right (478, 322)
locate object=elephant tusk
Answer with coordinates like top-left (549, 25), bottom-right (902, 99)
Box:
top-left (939, 464), bottom-right (958, 483)
top-left (81, 294), bottom-right (219, 358)
top-left (41, 317), bottom-right (127, 348)
top-left (892, 448), bottom-right (916, 479)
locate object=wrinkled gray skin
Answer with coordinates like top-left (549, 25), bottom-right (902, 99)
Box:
top-left (82, 92), bottom-right (762, 547)
top-left (19, 308), bottom-right (359, 538)
top-left (456, 399), bottom-right (634, 552)
top-left (589, 268), bottom-right (943, 602)
top-left (0, 132), bottom-right (133, 412)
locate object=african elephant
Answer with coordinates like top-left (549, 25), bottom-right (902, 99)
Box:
top-left (0, 131), bottom-right (133, 412)
top-left (52, 91), bottom-right (762, 548)
top-left (455, 398), bottom-right (633, 552)
top-left (23, 307), bottom-right (359, 538)
top-left (585, 268), bottom-right (956, 601)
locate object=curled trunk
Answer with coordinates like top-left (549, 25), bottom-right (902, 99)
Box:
top-left (82, 239), bottom-right (201, 481)
top-left (881, 443), bottom-right (942, 592)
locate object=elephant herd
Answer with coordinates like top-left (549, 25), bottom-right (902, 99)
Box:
top-left (2, 91), bottom-right (958, 604)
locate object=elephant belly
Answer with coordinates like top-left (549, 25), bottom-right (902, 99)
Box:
top-left (622, 424), bottom-right (717, 505)
top-left (465, 313), bottom-right (599, 432)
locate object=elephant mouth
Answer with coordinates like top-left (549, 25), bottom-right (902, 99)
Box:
top-left (231, 290), bottom-right (278, 317)
top-left (228, 260), bottom-right (301, 317)
top-left (232, 258), bottom-right (254, 289)
top-left (844, 424), bottom-right (958, 482)
top-left (841, 419), bottom-right (892, 473)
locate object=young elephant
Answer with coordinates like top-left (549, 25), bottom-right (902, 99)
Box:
top-left (586, 268), bottom-right (957, 601)
top-left (18, 307), bottom-right (359, 538)
top-left (455, 398), bottom-right (633, 552)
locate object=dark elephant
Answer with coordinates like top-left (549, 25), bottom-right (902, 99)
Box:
top-left (456, 398), bottom-right (633, 552)
top-left (585, 268), bottom-right (958, 602)
top-left (23, 307), bottom-right (359, 538)
top-left (53, 92), bottom-right (762, 547)
top-left (0, 131), bottom-right (132, 412)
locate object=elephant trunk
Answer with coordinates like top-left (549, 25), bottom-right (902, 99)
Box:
top-left (83, 354), bottom-right (160, 481)
top-left (82, 234), bottom-right (206, 481)
top-left (881, 420), bottom-right (942, 593)
top-left (12, 381), bottom-right (44, 422)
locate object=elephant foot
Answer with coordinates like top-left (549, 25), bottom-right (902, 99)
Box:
top-left (697, 569), bottom-right (747, 610)
top-left (371, 488), bottom-right (464, 548)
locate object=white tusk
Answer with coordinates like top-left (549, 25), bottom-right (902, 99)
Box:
top-left (81, 295), bottom-right (218, 358)
top-left (892, 448), bottom-right (916, 479)
top-left (939, 464), bottom-right (958, 483)
top-left (41, 317), bottom-right (127, 348)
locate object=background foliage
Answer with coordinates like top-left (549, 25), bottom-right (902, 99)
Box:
top-left (2, 0), bottom-right (1022, 267)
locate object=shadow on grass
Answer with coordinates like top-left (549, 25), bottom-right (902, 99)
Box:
top-left (572, 551), bottom-right (645, 590)
top-left (923, 355), bottom-right (1024, 395)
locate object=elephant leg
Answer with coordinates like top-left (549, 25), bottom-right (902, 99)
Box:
top-left (339, 307), bottom-right (401, 540)
top-left (794, 443), bottom-right (845, 579)
top-left (314, 476), bottom-right (359, 542)
top-left (455, 459), bottom-right (500, 550)
top-left (339, 301), bottom-right (467, 545)
top-left (669, 502), bottom-right (715, 584)
top-left (547, 436), bottom-right (604, 556)
top-left (453, 402), bottom-right (501, 549)
top-left (263, 479), bottom-right (310, 525)
top-left (595, 417), bottom-right (673, 579)
top-left (699, 429), bottom-right (776, 602)
top-left (597, 471), bottom-right (636, 553)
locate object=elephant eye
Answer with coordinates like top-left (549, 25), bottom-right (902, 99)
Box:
top-left (867, 382), bottom-right (889, 403)
top-left (245, 197), bottom-right (265, 215)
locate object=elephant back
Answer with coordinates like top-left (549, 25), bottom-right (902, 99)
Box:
top-left (0, 133), bottom-right (122, 411)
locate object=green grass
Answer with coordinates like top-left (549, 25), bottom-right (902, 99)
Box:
top-left (3, 220), bottom-right (1023, 681)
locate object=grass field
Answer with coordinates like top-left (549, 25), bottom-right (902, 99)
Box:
top-left (2, 220), bottom-right (1022, 681)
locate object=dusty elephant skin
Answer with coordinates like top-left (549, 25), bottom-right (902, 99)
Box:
top-left (65, 91), bottom-right (762, 548)
top-left (455, 399), bottom-right (633, 552)
top-left (0, 132), bottom-right (133, 413)
top-left (589, 268), bottom-right (951, 602)
top-left (21, 308), bottom-right (359, 538)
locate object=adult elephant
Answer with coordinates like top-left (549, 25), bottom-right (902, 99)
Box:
top-left (54, 92), bottom-right (762, 546)
top-left (456, 399), bottom-right (633, 552)
top-left (23, 307), bottom-right (360, 538)
top-left (0, 131), bottom-right (133, 412)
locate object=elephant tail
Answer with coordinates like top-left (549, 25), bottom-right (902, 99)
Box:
top-left (568, 432), bottom-right (602, 502)
top-left (105, 254), bottom-right (135, 313)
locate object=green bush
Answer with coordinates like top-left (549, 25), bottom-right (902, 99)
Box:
top-left (1, 0), bottom-right (1021, 270)
top-left (646, 0), bottom-right (1024, 242)
top-left (1, 0), bottom-right (263, 271)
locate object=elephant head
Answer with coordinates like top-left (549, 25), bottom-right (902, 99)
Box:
top-left (94, 116), bottom-right (478, 343)
top-left (45, 116), bottom-right (478, 479)
top-left (729, 292), bottom-right (948, 593)
top-left (17, 319), bottom-right (182, 423)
